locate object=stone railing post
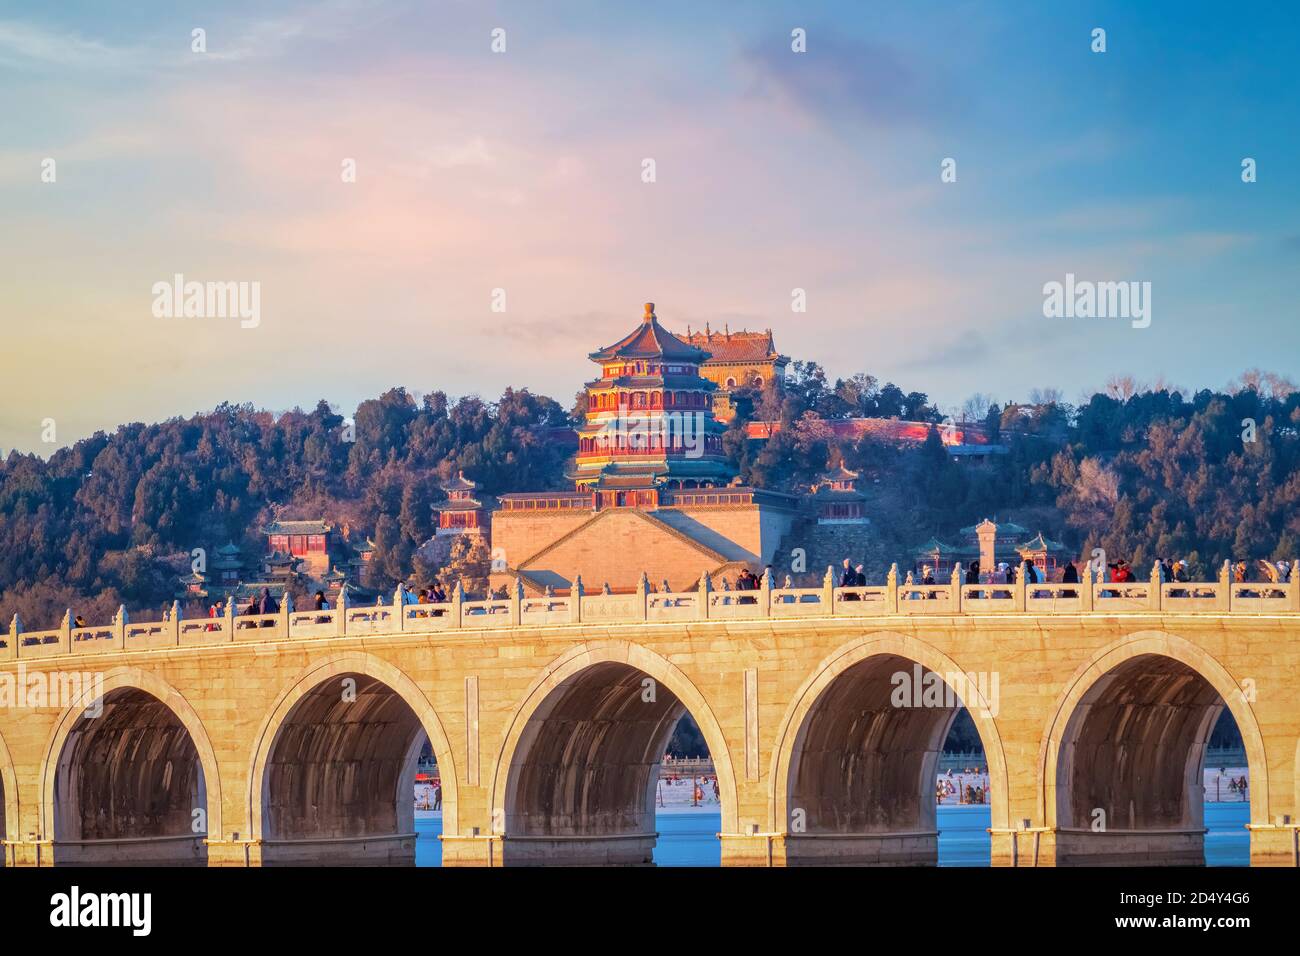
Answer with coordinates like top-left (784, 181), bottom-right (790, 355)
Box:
top-left (452, 581), bottom-right (465, 629)
top-left (636, 572), bottom-right (649, 621)
top-left (392, 584), bottom-right (406, 632)
top-left (1289, 558), bottom-right (1299, 612)
top-left (1149, 561), bottom-right (1162, 611)
top-left (334, 589), bottom-right (349, 636)
top-left (886, 564), bottom-right (899, 614)
top-left (280, 594), bottom-right (293, 639)
top-left (59, 607), bottom-right (72, 654)
top-left (568, 575), bottom-right (583, 624)
top-left (698, 572), bottom-right (712, 620)
top-left (510, 578), bottom-right (524, 626)
top-left (1218, 560), bottom-right (1232, 612)
top-left (113, 604), bottom-right (128, 650)
top-left (950, 566), bottom-right (962, 613)
top-left (4, 613), bottom-right (18, 660)
top-left (224, 595), bottom-right (236, 641)
top-left (171, 600), bottom-right (182, 645)
top-left (1081, 563), bottom-right (1094, 611)
top-left (760, 566), bottom-right (773, 617)
top-left (822, 565), bottom-right (835, 612)
top-left (1013, 565), bottom-right (1026, 613)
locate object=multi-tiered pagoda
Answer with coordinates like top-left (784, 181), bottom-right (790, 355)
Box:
top-left (572, 302), bottom-right (732, 506)
top-left (483, 302), bottom-right (803, 595)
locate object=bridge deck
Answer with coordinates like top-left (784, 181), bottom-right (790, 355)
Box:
top-left (5, 564), bottom-right (1296, 660)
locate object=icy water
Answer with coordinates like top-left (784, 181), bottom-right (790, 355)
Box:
top-left (413, 803), bottom-right (1251, 867)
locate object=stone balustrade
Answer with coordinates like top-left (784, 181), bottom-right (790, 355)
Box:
top-left (4, 560), bottom-right (1297, 662)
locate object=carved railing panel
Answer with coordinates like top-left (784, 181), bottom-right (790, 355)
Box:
top-left (3, 575), bottom-right (1296, 662)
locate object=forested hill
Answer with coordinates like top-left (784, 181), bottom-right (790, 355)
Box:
top-left (0, 387), bottom-right (571, 626)
top-left (724, 366), bottom-right (1299, 584)
top-left (1, 366), bottom-right (1298, 628)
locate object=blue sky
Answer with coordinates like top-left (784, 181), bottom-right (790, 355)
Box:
top-left (1, 0), bottom-right (1297, 453)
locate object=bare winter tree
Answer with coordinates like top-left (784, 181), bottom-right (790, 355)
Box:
top-left (1061, 458), bottom-right (1121, 532)
top-left (1104, 375), bottom-right (1145, 402)
top-left (960, 393), bottom-right (998, 422)
top-left (1229, 368), bottom-right (1298, 400)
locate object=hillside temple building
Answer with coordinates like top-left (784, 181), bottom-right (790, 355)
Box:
top-left (680, 324), bottom-right (788, 423)
top-left (484, 303), bottom-right (805, 595)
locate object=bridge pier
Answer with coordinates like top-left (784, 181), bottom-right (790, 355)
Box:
top-left (47, 835), bottom-right (208, 866)
top-left (1246, 824), bottom-right (1300, 866)
top-left (259, 834), bottom-right (417, 866)
top-left (3, 840), bottom-right (54, 867)
top-left (501, 833), bottom-right (658, 866)
top-left (440, 833), bottom-right (503, 867)
top-left (204, 839), bottom-right (262, 867)
top-left (994, 825), bottom-right (1300, 868)
top-left (783, 832), bottom-right (938, 866)
top-left (719, 832), bottom-right (941, 866)
top-left (203, 835), bottom-right (422, 867)
top-left (1052, 828), bottom-right (1207, 866)
top-left (717, 833), bottom-right (777, 867)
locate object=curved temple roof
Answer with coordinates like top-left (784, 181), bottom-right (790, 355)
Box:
top-left (588, 303), bottom-right (711, 363)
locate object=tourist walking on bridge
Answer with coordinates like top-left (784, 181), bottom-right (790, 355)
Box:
top-left (839, 558), bottom-right (854, 587)
top-left (312, 590), bottom-right (329, 624)
top-left (839, 558), bottom-right (859, 600)
top-left (259, 587), bottom-right (279, 627)
top-left (1061, 560), bottom-right (1079, 597)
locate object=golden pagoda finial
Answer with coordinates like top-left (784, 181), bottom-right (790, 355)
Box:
top-left (643, 302), bottom-right (655, 323)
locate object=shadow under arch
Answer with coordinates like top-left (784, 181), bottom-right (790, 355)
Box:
top-left (246, 652), bottom-right (458, 865)
top-left (488, 640), bottom-right (739, 866)
top-left (38, 667), bottom-right (222, 865)
top-left (1039, 630), bottom-right (1269, 865)
top-left (768, 631), bottom-right (1010, 866)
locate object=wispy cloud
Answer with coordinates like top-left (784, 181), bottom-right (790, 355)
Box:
top-left (0, 1), bottom-right (385, 73)
top-left (2, 2), bottom-right (1298, 455)
top-left (0, 19), bottom-right (142, 71)
top-left (736, 31), bottom-right (960, 129)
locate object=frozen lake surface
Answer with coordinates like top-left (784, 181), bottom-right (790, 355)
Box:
top-left (412, 801), bottom-right (1251, 867)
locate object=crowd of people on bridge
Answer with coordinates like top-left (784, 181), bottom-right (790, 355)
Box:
top-left (878, 554), bottom-right (1296, 601)
top-left (211, 587), bottom-right (282, 629)
top-left (174, 551), bottom-right (1297, 633)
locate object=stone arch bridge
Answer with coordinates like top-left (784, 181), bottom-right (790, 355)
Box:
top-left (1, 566), bottom-right (1297, 866)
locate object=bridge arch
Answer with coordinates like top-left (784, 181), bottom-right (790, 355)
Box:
top-left (38, 667), bottom-right (221, 865)
top-left (489, 640), bottom-right (739, 865)
top-left (1040, 630), bottom-right (1269, 865)
top-left (247, 652), bottom-right (458, 865)
top-left (0, 726), bottom-right (17, 856)
top-left (769, 631), bottom-right (1010, 865)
